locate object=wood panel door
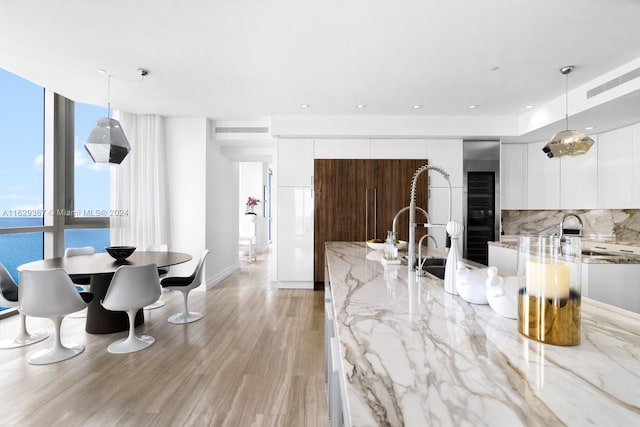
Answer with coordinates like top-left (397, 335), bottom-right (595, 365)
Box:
top-left (371, 159), bottom-right (429, 243)
top-left (314, 159), bottom-right (372, 285)
top-left (314, 159), bottom-right (431, 287)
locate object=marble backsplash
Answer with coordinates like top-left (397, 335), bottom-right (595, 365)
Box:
top-left (501, 209), bottom-right (640, 242)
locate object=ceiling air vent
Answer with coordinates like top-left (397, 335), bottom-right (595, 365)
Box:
top-left (214, 126), bottom-right (269, 134)
top-left (587, 66), bottom-right (640, 98)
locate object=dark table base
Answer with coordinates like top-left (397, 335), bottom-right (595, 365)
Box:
top-left (85, 273), bottom-right (144, 334)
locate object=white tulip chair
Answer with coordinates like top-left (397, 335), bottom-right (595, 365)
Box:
top-left (161, 249), bottom-right (210, 324)
top-left (101, 264), bottom-right (161, 354)
top-left (0, 263), bottom-right (48, 349)
top-left (19, 269), bottom-right (93, 364)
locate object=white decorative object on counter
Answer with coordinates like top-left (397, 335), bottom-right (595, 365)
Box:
top-left (456, 265), bottom-right (489, 304)
top-left (443, 220), bottom-right (463, 295)
top-left (486, 267), bottom-right (522, 319)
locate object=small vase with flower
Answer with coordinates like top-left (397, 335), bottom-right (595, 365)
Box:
top-left (245, 197), bottom-right (260, 215)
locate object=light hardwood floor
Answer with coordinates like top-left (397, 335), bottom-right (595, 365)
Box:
top-left (0, 250), bottom-right (327, 427)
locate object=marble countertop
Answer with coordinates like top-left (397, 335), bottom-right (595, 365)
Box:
top-left (325, 242), bottom-right (640, 426)
top-left (488, 239), bottom-right (640, 264)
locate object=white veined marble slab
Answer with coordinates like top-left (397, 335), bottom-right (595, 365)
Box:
top-left (325, 242), bottom-right (640, 427)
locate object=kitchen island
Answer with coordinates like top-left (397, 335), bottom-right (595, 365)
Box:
top-left (325, 241), bottom-right (640, 426)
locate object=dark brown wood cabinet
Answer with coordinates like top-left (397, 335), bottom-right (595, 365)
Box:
top-left (314, 159), bottom-right (429, 287)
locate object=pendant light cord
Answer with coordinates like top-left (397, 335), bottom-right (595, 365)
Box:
top-left (107, 74), bottom-right (112, 119)
top-left (565, 71), bottom-right (569, 131)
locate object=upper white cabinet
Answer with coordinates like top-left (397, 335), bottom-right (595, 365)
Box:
top-left (370, 139), bottom-right (428, 159)
top-left (501, 122), bottom-right (640, 210)
top-left (424, 139), bottom-right (463, 188)
top-left (428, 187), bottom-right (463, 249)
top-left (527, 141), bottom-right (560, 209)
top-left (560, 136), bottom-right (598, 209)
top-left (314, 139), bottom-right (371, 159)
top-left (277, 138), bottom-right (314, 187)
top-left (501, 144), bottom-right (527, 210)
top-left (633, 124), bottom-right (640, 207)
top-left (598, 127), bottom-right (633, 209)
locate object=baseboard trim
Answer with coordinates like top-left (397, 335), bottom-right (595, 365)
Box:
top-left (205, 262), bottom-right (240, 289)
top-left (274, 280), bottom-right (314, 290)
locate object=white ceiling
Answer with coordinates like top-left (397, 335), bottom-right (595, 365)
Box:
top-left (1, 0), bottom-right (640, 140)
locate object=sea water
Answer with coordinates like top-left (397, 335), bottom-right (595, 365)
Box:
top-left (0, 217), bottom-right (109, 309)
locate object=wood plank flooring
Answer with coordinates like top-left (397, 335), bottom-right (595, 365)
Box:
top-left (0, 250), bottom-right (327, 427)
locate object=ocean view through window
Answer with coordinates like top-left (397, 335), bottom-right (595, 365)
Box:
top-left (1, 69), bottom-right (111, 311)
top-left (0, 69), bottom-right (45, 300)
top-left (74, 102), bottom-right (110, 217)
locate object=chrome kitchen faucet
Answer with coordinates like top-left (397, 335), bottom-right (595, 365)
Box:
top-left (408, 164), bottom-right (451, 271)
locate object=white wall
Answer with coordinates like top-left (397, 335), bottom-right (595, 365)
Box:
top-left (165, 117), bottom-right (207, 277)
top-left (165, 117), bottom-right (239, 288)
top-left (206, 129), bottom-right (240, 287)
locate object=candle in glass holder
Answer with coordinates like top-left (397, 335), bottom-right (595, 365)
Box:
top-left (518, 236), bottom-right (581, 346)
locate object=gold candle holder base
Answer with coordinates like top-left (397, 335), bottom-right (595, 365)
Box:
top-left (518, 289), bottom-right (581, 346)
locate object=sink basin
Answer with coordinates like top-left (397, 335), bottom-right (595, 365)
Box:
top-left (583, 251), bottom-right (618, 257)
top-left (420, 257), bottom-right (446, 266)
top-left (418, 258), bottom-right (447, 279)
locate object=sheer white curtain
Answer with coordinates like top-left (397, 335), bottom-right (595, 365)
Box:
top-left (110, 112), bottom-right (170, 248)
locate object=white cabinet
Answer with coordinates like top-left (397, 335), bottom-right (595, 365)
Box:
top-left (370, 139), bottom-right (428, 159)
top-left (277, 138), bottom-right (314, 187)
top-left (560, 137), bottom-right (598, 209)
top-left (428, 187), bottom-right (463, 249)
top-left (500, 122), bottom-right (640, 210)
top-left (634, 124), bottom-right (640, 208)
top-left (488, 244), bottom-right (518, 275)
top-left (598, 127), bottom-right (633, 208)
top-left (501, 144), bottom-right (528, 209)
top-left (314, 138), bottom-right (371, 159)
top-left (425, 139), bottom-right (463, 187)
top-left (276, 187), bottom-right (314, 287)
top-left (527, 141), bottom-right (560, 209)
top-left (582, 263), bottom-right (640, 314)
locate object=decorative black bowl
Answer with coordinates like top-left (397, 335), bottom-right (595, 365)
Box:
top-left (105, 246), bottom-right (136, 261)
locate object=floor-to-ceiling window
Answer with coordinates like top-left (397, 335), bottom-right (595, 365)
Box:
top-left (0, 68), bottom-right (111, 313)
top-left (64, 101), bottom-right (110, 252)
top-left (0, 69), bottom-right (45, 290)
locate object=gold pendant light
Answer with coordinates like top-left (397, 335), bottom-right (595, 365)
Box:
top-left (542, 66), bottom-right (595, 159)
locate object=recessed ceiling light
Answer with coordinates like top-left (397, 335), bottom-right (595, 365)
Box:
top-left (467, 105), bottom-right (478, 109)
top-left (356, 104), bottom-right (367, 109)
top-left (585, 126), bottom-right (595, 130)
top-left (525, 105), bottom-right (534, 110)
top-left (300, 104), bottom-right (310, 109)
top-left (412, 105), bottom-right (422, 109)
top-left (490, 66), bottom-right (500, 71)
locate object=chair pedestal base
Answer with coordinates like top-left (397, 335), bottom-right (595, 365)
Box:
top-left (28, 344), bottom-right (84, 365)
top-left (0, 313), bottom-right (49, 349)
top-left (0, 331), bottom-right (48, 349)
top-left (144, 299), bottom-right (166, 310)
top-left (168, 311), bottom-right (203, 324)
top-left (107, 335), bottom-right (155, 354)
